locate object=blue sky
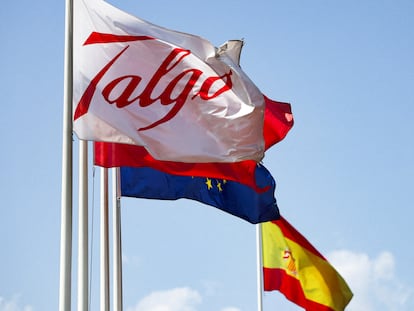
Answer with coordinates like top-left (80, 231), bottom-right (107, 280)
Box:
top-left (1, 0), bottom-right (414, 310)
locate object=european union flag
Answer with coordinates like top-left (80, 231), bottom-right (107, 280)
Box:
top-left (120, 164), bottom-right (280, 224)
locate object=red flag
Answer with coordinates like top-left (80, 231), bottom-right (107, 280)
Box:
top-left (94, 95), bottom-right (293, 190)
top-left (262, 95), bottom-right (294, 150)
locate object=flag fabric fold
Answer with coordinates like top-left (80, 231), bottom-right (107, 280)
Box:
top-left (73, 0), bottom-right (271, 163)
top-left (262, 218), bottom-right (353, 311)
top-left (94, 95), bottom-right (293, 190)
top-left (120, 164), bottom-right (279, 224)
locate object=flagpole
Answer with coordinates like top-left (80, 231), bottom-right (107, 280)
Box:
top-left (100, 167), bottom-right (110, 311)
top-left (256, 224), bottom-right (264, 311)
top-left (112, 167), bottom-right (123, 311)
top-left (78, 140), bottom-right (89, 311)
top-left (59, 0), bottom-right (73, 309)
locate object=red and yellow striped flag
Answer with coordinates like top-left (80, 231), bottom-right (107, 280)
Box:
top-left (262, 218), bottom-right (353, 311)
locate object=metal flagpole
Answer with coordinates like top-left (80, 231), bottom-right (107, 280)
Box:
top-left (256, 224), bottom-right (264, 311)
top-left (59, 0), bottom-right (73, 309)
top-left (78, 140), bottom-right (89, 311)
top-left (112, 167), bottom-right (123, 311)
top-left (100, 167), bottom-right (110, 311)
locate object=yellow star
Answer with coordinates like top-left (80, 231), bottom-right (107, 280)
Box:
top-left (205, 178), bottom-right (213, 190)
top-left (216, 181), bottom-right (223, 192)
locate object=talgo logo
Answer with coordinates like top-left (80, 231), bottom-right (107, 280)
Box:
top-left (74, 32), bottom-right (233, 131)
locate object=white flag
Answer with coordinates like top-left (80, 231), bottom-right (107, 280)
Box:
top-left (73, 0), bottom-right (265, 163)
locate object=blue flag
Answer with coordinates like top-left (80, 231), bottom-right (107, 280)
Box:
top-left (120, 164), bottom-right (280, 224)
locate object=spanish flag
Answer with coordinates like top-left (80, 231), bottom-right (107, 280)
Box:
top-left (262, 218), bottom-right (353, 311)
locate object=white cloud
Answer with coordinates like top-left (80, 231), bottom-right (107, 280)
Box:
top-left (200, 280), bottom-right (221, 297)
top-left (0, 296), bottom-right (33, 311)
top-left (126, 287), bottom-right (202, 311)
top-left (328, 250), bottom-right (414, 311)
top-left (126, 287), bottom-right (242, 311)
